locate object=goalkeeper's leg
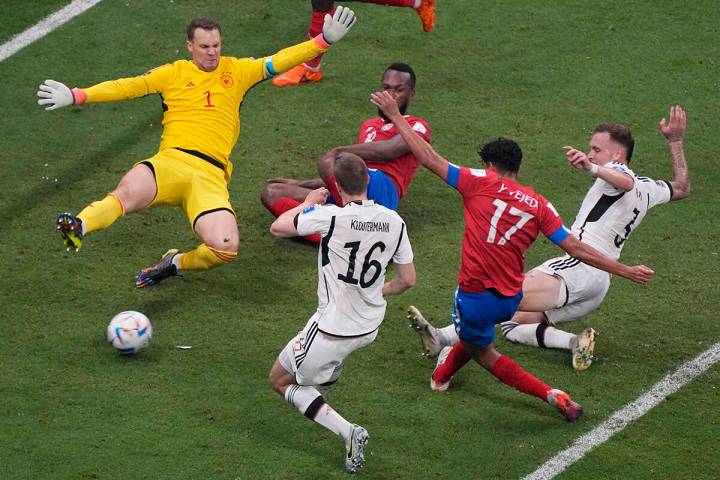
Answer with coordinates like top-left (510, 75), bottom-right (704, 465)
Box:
top-left (58, 163), bottom-right (156, 251)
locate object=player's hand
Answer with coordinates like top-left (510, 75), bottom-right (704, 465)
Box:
top-left (322, 6), bottom-right (357, 44)
top-left (563, 146), bottom-right (593, 171)
top-left (304, 187), bottom-right (329, 206)
top-left (660, 105), bottom-right (686, 142)
top-left (626, 265), bottom-right (655, 285)
top-left (370, 91), bottom-right (402, 119)
top-left (37, 80), bottom-right (75, 111)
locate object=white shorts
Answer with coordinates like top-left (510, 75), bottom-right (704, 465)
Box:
top-left (534, 255), bottom-right (611, 324)
top-left (278, 313), bottom-right (378, 386)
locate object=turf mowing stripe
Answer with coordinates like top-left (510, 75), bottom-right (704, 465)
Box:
top-left (524, 342), bottom-right (720, 480)
top-left (0, 0), bottom-right (102, 62)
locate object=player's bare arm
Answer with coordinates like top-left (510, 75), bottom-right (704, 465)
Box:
top-left (371, 90), bottom-right (449, 180)
top-left (382, 262), bottom-right (416, 296)
top-left (660, 105), bottom-right (690, 200)
top-left (270, 188), bottom-right (329, 237)
top-left (563, 146), bottom-right (634, 192)
top-left (558, 235), bottom-right (654, 285)
top-left (336, 136), bottom-right (411, 161)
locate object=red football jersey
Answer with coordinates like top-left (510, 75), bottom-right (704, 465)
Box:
top-left (448, 165), bottom-right (569, 296)
top-left (357, 115), bottom-right (432, 197)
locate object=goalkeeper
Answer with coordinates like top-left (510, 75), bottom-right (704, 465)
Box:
top-left (37, 8), bottom-right (357, 288)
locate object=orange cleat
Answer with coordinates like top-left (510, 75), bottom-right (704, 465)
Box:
top-left (271, 64), bottom-right (323, 87)
top-left (547, 389), bottom-right (583, 422)
top-left (416, 0), bottom-right (436, 33)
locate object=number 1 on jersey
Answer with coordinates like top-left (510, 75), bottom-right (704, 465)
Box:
top-left (203, 90), bottom-right (214, 108)
top-left (487, 199), bottom-right (534, 245)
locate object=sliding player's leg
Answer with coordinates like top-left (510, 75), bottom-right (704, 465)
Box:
top-left (57, 162), bottom-right (155, 251)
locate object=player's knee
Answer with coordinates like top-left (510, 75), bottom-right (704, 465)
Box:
top-left (205, 237), bottom-right (239, 259)
top-left (260, 183), bottom-right (284, 210)
top-left (317, 150), bottom-right (336, 182)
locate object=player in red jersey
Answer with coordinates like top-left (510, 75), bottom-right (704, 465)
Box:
top-left (372, 91), bottom-right (655, 421)
top-left (273, 0), bottom-right (436, 87)
top-left (261, 63), bottom-right (430, 243)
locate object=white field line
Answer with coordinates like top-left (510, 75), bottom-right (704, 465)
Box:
top-left (0, 0), bottom-right (103, 62)
top-left (524, 342), bottom-right (720, 480)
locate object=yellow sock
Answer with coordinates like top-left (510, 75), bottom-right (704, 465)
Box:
top-left (77, 193), bottom-right (125, 235)
top-left (178, 244), bottom-right (237, 270)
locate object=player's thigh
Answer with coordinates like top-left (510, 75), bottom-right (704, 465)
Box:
top-left (544, 263), bottom-right (611, 324)
top-left (113, 162), bottom-right (157, 214)
top-left (279, 317), bottom-right (375, 386)
top-left (518, 267), bottom-right (565, 312)
top-left (453, 289), bottom-right (521, 348)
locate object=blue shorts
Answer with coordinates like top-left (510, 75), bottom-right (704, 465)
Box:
top-left (327, 169), bottom-right (399, 211)
top-left (451, 288), bottom-right (523, 348)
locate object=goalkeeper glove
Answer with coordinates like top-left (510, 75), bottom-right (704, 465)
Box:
top-left (322, 5), bottom-right (357, 44)
top-left (37, 80), bottom-right (75, 111)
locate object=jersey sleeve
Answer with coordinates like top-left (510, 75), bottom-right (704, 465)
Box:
top-left (231, 57), bottom-right (266, 89)
top-left (296, 204), bottom-right (333, 237)
top-left (642, 178), bottom-right (673, 209)
top-left (446, 164), bottom-right (489, 196)
top-left (391, 221), bottom-right (414, 265)
top-left (408, 118), bottom-right (432, 143)
top-left (538, 198), bottom-right (571, 245)
top-left (82, 63), bottom-right (174, 103)
top-left (598, 162), bottom-right (635, 195)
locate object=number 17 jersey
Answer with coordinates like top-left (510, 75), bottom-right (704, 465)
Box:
top-left (296, 200), bottom-right (414, 337)
top-left (446, 165), bottom-right (569, 296)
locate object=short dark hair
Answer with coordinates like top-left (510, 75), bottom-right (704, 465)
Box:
top-left (594, 123), bottom-right (634, 162)
top-left (334, 153), bottom-right (368, 195)
top-left (187, 18), bottom-right (221, 41)
top-left (478, 138), bottom-right (523, 174)
top-left (385, 62), bottom-right (416, 89)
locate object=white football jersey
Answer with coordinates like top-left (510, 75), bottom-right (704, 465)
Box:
top-left (571, 162), bottom-right (672, 260)
top-left (296, 200), bottom-right (414, 336)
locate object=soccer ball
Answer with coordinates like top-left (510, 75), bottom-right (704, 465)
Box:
top-left (107, 311), bottom-right (153, 354)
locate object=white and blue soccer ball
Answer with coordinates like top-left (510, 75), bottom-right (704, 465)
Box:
top-left (107, 311), bottom-right (153, 354)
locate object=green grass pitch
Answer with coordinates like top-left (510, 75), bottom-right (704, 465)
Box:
top-left (1, 0), bottom-right (718, 478)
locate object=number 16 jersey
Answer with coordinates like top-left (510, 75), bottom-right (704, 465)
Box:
top-left (296, 200), bottom-right (414, 337)
top-left (446, 164), bottom-right (570, 297)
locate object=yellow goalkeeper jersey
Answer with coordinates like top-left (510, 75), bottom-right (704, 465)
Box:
top-left (80, 38), bottom-right (327, 180)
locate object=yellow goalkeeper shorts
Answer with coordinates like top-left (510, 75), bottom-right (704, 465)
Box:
top-left (138, 148), bottom-right (234, 229)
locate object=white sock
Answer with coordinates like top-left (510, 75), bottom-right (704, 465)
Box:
top-left (413, 0), bottom-right (422, 8)
top-left (438, 325), bottom-right (459, 347)
top-left (172, 254), bottom-right (182, 270)
top-left (501, 322), bottom-right (575, 350)
top-left (285, 385), bottom-right (352, 443)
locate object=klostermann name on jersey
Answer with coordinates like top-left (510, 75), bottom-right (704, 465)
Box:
top-left (572, 162), bottom-right (672, 260)
top-left (446, 164), bottom-right (570, 296)
top-left (296, 200), bottom-right (413, 337)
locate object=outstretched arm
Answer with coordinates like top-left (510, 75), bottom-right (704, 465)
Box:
top-left (660, 105), bottom-right (690, 200)
top-left (270, 188), bottom-right (329, 237)
top-left (562, 146), bottom-right (635, 192)
top-left (371, 90), bottom-right (450, 181)
top-left (558, 235), bottom-right (654, 285)
top-left (262, 6), bottom-right (356, 78)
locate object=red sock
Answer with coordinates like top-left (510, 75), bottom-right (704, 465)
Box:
top-left (491, 355), bottom-right (551, 401)
top-left (360, 0), bottom-right (416, 6)
top-left (269, 198), bottom-right (321, 245)
top-left (304, 9), bottom-right (333, 69)
top-left (433, 342), bottom-right (471, 383)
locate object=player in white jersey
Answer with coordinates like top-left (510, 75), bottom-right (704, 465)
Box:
top-left (268, 153), bottom-right (415, 473)
top-left (410, 106), bottom-right (690, 370)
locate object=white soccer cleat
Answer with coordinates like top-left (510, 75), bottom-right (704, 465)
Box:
top-left (572, 328), bottom-right (597, 371)
top-left (345, 424), bottom-right (369, 473)
top-left (430, 346), bottom-right (453, 391)
top-left (407, 305), bottom-right (443, 357)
